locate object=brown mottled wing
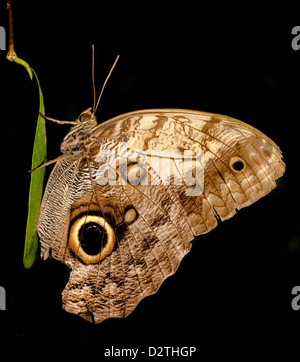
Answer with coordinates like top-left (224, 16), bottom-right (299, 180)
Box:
top-left (95, 109), bottom-right (285, 234)
top-left (37, 157), bottom-right (83, 260)
top-left (55, 144), bottom-right (194, 323)
top-left (37, 109), bottom-right (285, 324)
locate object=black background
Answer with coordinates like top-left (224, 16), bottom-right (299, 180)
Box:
top-left (1, 1), bottom-right (300, 357)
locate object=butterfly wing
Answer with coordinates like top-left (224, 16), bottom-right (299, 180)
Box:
top-left (37, 109), bottom-right (285, 323)
top-left (95, 109), bottom-right (284, 233)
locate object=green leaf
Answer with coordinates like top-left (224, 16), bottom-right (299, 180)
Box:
top-left (23, 68), bottom-right (47, 268)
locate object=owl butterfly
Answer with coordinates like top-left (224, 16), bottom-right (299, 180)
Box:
top-left (37, 57), bottom-right (285, 324)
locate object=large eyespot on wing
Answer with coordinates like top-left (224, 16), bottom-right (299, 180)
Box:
top-left (68, 214), bottom-right (116, 264)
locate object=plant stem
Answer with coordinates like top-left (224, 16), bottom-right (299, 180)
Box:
top-left (6, 0), bottom-right (16, 58)
top-left (6, 0), bottom-right (33, 79)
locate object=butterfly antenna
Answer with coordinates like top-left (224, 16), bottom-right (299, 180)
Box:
top-left (92, 45), bottom-right (96, 113)
top-left (92, 54), bottom-right (120, 115)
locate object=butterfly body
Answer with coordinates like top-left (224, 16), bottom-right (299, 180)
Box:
top-left (37, 108), bottom-right (285, 323)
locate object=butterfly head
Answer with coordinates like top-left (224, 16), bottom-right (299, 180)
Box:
top-left (77, 107), bottom-right (97, 127)
top-left (65, 107), bottom-right (97, 136)
top-left (60, 108), bottom-right (97, 154)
